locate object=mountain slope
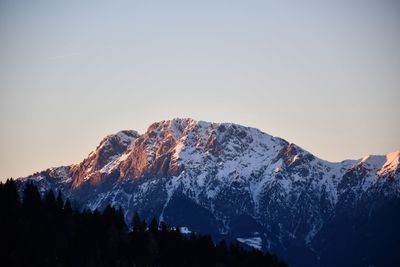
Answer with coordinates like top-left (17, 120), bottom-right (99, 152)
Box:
top-left (16, 118), bottom-right (400, 266)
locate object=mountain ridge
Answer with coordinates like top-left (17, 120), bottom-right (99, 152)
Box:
top-left (14, 118), bottom-right (400, 266)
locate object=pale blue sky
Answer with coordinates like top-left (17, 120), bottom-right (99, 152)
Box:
top-left (1, 0), bottom-right (399, 180)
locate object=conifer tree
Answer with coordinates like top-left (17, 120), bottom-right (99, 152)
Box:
top-left (149, 217), bottom-right (158, 233)
top-left (56, 190), bottom-right (64, 210)
top-left (22, 181), bottom-right (41, 215)
top-left (64, 198), bottom-right (73, 215)
top-left (132, 211), bottom-right (142, 233)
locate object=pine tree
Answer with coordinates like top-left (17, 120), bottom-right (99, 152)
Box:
top-left (64, 198), bottom-right (73, 215)
top-left (44, 190), bottom-right (57, 213)
top-left (56, 190), bottom-right (64, 210)
top-left (0, 179), bottom-right (20, 267)
top-left (3, 179), bottom-right (19, 211)
top-left (131, 212), bottom-right (142, 233)
top-left (149, 217), bottom-right (158, 233)
top-left (159, 221), bottom-right (169, 233)
top-left (22, 181), bottom-right (41, 215)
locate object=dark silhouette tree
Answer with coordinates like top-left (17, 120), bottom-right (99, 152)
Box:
top-left (149, 217), bottom-right (159, 233)
top-left (0, 179), bottom-right (288, 267)
top-left (64, 197), bottom-right (73, 215)
top-left (131, 211), bottom-right (147, 233)
top-left (56, 189), bottom-right (64, 210)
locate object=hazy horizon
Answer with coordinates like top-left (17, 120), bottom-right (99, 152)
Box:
top-left (1, 1), bottom-right (399, 180)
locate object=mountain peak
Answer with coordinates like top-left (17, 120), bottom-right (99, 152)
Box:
top-left (147, 117), bottom-right (196, 129)
top-left (69, 129), bottom-right (140, 187)
top-left (377, 150), bottom-right (400, 177)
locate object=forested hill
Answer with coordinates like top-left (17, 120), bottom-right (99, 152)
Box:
top-left (0, 179), bottom-right (287, 267)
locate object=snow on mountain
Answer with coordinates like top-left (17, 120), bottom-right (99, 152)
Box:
top-left (237, 236), bottom-right (263, 250)
top-left (377, 150), bottom-right (400, 177)
top-left (15, 118), bottom-right (400, 267)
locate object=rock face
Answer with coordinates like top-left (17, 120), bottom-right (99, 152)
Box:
top-left (16, 118), bottom-right (400, 267)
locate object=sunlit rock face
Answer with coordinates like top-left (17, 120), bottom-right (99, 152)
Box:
top-left (69, 130), bottom-right (140, 188)
top-left (16, 118), bottom-right (400, 267)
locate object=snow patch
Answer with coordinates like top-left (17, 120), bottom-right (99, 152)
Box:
top-left (237, 237), bottom-right (262, 250)
top-left (159, 176), bottom-right (181, 222)
top-left (180, 226), bottom-right (192, 234)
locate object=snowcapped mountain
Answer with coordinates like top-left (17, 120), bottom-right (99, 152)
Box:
top-left (16, 118), bottom-right (400, 266)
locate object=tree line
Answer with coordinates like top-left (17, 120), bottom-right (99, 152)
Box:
top-left (0, 179), bottom-right (288, 267)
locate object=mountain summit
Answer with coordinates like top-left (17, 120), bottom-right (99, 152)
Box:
top-left (16, 118), bottom-right (400, 266)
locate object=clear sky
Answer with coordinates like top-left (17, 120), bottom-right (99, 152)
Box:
top-left (0, 0), bottom-right (399, 180)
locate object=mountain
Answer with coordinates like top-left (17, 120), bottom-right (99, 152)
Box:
top-left (15, 118), bottom-right (400, 266)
